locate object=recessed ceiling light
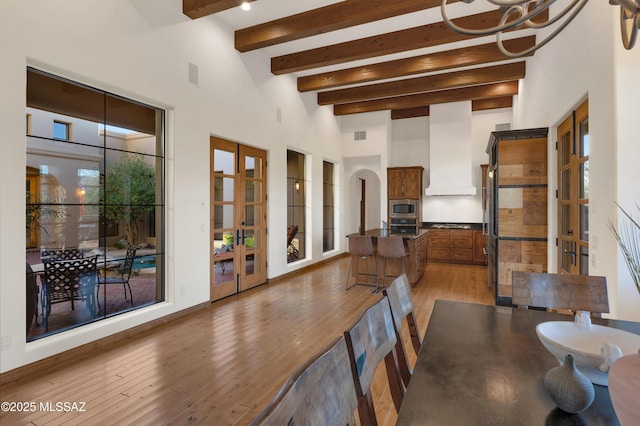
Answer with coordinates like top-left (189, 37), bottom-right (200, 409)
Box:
top-left (240, 2), bottom-right (251, 11)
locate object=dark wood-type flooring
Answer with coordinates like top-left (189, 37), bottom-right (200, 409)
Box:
top-left (1, 258), bottom-right (493, 425)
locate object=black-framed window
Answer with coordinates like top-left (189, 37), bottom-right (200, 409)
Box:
top-left (287, 150), bottom-right (305, 262)
top-left (323, 161), bottom-right (335, 252)
top-left (25, 67), bottom-right (165, 341)
top-left (53, 120), bottom-right (71, 140)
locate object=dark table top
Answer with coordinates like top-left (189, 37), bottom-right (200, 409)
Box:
top-left (396, 300), bottom-right (640, 425)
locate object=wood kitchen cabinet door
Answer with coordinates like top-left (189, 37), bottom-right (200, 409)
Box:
top-left (387, 167), bottom-right (423, 199)
top-left (473, 230), bottom-right (487, 264)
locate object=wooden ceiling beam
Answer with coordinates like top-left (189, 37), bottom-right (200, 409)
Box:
top-left (391, 106), bottom-right (430, 120)
top-left (390, 95), bottom-right (513, 119)
top-left (298, 36), bottom-right (535, 92)
top-left (318, 62), bottom-right (525, 105)
top-left (183, 0), bottom-right (256, 19)
top-left (271, 9), bottom-right (547, 75)
top-left (472, 96), bottom-right (513, 111)
top-left (334, 81), bottom-right (519, 116)
top-left (235, 0), bottom-right (451, 52)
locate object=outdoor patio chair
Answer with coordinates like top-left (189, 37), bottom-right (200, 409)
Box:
top-left (42, 255), bottom-right (98, 332)
top-left (97, 246), bottom-right (138, 312)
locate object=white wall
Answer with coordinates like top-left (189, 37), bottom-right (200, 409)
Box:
top-left (0, 0), bottom-right (344, 373)
top-left (387, 109), bottom-right (512, 224)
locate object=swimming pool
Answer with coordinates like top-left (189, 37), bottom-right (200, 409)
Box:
top-left (133, 255), bottom-right (156, 270)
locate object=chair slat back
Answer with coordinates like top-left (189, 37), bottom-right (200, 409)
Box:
top-left (383, 274), bottom-right (415, 332)
top-left (41, 248), bottom-right (83, 261)
top-left (383, 274), bottom-right (423, 387)
top-left (119, 247), bottom-right (138, 278)
top-left (251, 337), bottom-right (358, 426)
top-left (344, 297), bottom-right (404, 425)
top-left (43, 256), bottom-right (97, 301)
top-left (512, 271), bottom-right (609, 314)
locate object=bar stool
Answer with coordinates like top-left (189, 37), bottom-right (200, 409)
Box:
top-left (377, 236), bottom-right (407, 288)
top-left (345, 235), bottom-right (379, 292)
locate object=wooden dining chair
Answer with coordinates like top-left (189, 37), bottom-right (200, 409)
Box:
top-left (383, 273), bottom-right (422, 388)
top-left (250, 336), bottom-right (358, 426)
top-left (344, 297), bottom-right (404, 426)
top-left (511, 271), bottom-right (609, 315)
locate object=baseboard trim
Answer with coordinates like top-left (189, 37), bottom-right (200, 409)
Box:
top-left (0, 301), bottom-right (210, 386)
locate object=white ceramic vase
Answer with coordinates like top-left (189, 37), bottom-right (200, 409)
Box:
top-left (609, 349), bottom-right (640, 426)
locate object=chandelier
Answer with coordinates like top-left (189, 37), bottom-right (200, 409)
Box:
top-left (441, 0), bottom-right (640, 57)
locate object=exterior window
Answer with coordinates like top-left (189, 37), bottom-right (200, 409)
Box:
top-left (287, 150), bottom-right (305, 263)
top-left (53, 120), bottom-right (70, 140)
top-left (323, 161), bottom-right (335, 252)
top-left (26, 67), bottom-right (165, 341)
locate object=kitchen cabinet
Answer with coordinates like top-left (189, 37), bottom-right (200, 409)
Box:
top-left (486, 128), bottom-right (548, 306)
top-left (473, 230), bottom-right (487, 264)
top-left (351, 229), bottom-right (428, 286)
top-left (427, 227), bottom-right (486, 265)
top-left (388, 167), bottom-right (424, 199)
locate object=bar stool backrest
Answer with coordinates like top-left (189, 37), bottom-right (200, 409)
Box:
top-left (348, 235), bottom-right (374, 257)
top-left (377, 236), bottom-right (405, 259)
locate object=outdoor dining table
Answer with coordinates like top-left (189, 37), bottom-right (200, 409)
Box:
top-left (396, 300), bottom-right (640, 425)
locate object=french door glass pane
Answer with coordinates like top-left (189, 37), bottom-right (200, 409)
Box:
top-left (579, 161), bottom-right (589, 199)
top-left (561, 205), bottom-right (572, 235)
top-left (561, 133), bottom-right (571, 166)
top-left (579, 118), bottom-right (589, 157)
top-left (214, 177), bottom-right (234, 202)
top-left (561, 240), bottom-right (573, 271)
top-left (245, 205), bottom-right (261, 226)
top-left (579, 204), bottom-right (589, 241)
top-left (214, 150), bottom-right (235, 175)
top-left (561, 169), bottom-right (571, 200)
top-left (246, 180), bottom-right (261, 202)
top-left (213, 205), bottom-right (234, 229)
top-left (246, 156), bottom-right (262, 179)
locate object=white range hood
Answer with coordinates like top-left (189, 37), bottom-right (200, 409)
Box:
top-left (424, 100), bottom-right (477, 196)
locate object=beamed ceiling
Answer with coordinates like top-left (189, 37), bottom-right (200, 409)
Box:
top-left (183, 0), bottom-right (546, 119)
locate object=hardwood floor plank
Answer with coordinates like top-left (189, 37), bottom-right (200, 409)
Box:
top-left (0, 258), bottom-right (492, 426)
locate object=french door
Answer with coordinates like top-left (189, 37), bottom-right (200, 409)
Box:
top-left (557, 100), bottom-right (589, 275)
top-left (210, 137), bottom-right (267, 301)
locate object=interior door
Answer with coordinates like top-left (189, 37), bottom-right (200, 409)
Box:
top-left (557, 100), bottom-right (589, 275)
top-left (210, 137), bottom-right (267, 301)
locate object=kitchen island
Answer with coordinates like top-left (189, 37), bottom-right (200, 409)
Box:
top-left (347, 229), bottom-right (428, 286)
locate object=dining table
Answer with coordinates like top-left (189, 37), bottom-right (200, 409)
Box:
top-left (396, 300), bottom-right (640, 425)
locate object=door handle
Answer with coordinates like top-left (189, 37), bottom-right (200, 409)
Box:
top-left (242, 229), bottom-right (245, 245)
top-left (236, 229), bottom-right (240, 245)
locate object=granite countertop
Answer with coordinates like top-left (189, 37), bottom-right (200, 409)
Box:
top-left (349, 228), bottom-right (428, 240)
top-left (422, 222), bottom-right (483, 230)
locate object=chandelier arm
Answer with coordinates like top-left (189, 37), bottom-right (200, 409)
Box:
top-left (614, 0), bottom-right (640, 13)
top-left (525, 0), bottom-right (589, 30)
top-left (619, 6), bottom-right (639, 49)
top-left (496, 2), bottom-right (588, 57)
top-left (441, 0), bottom-right (554, 36)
